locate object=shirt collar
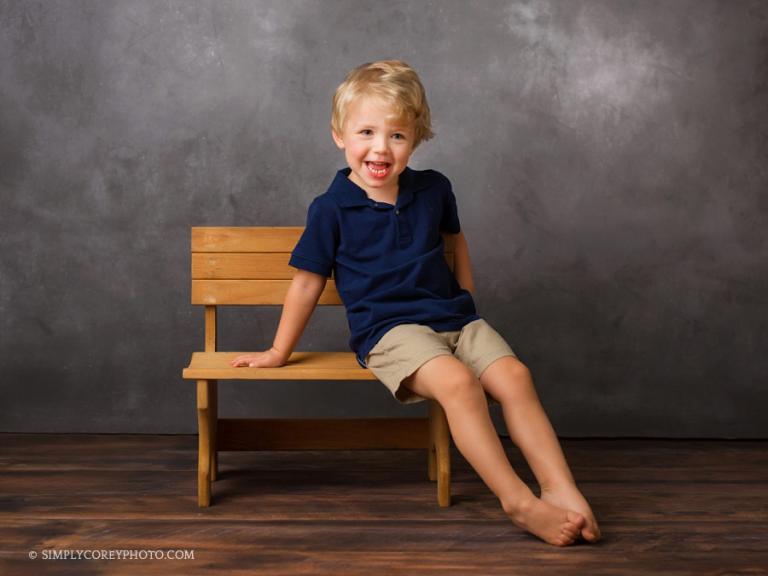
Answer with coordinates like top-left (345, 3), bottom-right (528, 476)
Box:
top-left (329, 167), bottom-right (424, 210)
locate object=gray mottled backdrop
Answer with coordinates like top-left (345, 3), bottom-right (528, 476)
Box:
top-left (1, 1), bottom-right (766, 437)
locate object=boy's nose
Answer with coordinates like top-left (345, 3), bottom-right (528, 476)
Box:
top-left (372, 135), bottom-right (389, 153)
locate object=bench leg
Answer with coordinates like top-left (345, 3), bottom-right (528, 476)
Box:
top-left (197, 380), bottom-right (212, 507)
top-left (429, 400), bottom-right (451, 507)
top-left (428, 436), bottom-right (437, 482)
top-left (427, 401), bottom-right (439, 482)
top-left (210, 380), bottom-right (218, 482)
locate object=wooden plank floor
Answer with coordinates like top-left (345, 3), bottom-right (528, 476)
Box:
top-left (1, 434), bottom-right (766, 575)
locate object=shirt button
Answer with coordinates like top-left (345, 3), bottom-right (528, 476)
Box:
top-left (395, 209), bottom-right (400, 215)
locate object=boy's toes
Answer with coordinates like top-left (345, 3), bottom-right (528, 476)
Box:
top-left (562, 526), bottom-right (579, 540)
top-left (583, 523), bottom-right (601, 542)
top-left (565, 510), bottom-right (585, 529)
top-left (556, 533), bottom-right (577, 547)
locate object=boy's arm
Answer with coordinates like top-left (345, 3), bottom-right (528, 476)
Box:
top-left (271, 269), bottom-right (328, 361)
top-left (444, 230), bottom-right (475, 295)
top-left (230, 269), bottom-right (327, 367)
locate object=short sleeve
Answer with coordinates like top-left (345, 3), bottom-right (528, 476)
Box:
top-left (288, 196), bottom-right (338, 278)
top-left (439, 176), bottom-right (461, 234)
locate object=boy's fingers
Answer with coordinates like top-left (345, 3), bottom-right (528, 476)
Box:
top-left (231, 355), bottom-right (266, 367)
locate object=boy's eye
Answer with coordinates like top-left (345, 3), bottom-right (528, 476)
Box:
top-left (360, 129), bottom-right (373, 136)
top-left (392, 133), bottom-right (405, 140)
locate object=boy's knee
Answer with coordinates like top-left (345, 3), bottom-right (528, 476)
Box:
top-left (439, 361), bottom-right (482, 400)
top-left (509, 358), bottom-right (533, 382)
top-left (489, 355), bottom-right (532, 383)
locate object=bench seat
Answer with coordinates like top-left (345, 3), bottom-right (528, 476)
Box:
top-left (183, 351), bottom-right (377, 381)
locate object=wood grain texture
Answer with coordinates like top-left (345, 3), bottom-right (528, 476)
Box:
top-left (191, 279), bottom-right (343, 305)
top-left (191, 227), bottom-right (457, 253)
top-left (2, 435), bottom-right (767, 575)
top-left (183, 351), bottom-right (378, 381)
top-left (192, 252), bottom-right (299, 279)
top-left (191, 252), bottom-right (455, 280)
top-left (216, 418), bottom-right (431, 450)
top-left (192, 227), bottom-right (305, 252)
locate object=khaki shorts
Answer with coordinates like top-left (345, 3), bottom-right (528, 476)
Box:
top-left (364, 318), bottom-right (518, 405)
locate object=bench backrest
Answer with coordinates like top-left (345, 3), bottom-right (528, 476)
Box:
top-left (192, 226), bottom-right (456, 305)
top-left (191, 226), bottom-right (455, 350)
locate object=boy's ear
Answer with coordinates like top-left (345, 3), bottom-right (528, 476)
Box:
top-left (331, 128), bottom-right (345, 150)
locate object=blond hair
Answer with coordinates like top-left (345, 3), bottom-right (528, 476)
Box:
top-left (331, 60), bottom-right (434, 149)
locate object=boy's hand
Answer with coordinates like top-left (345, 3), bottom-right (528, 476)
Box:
top-left (229, 347), bottom-right (287, 368)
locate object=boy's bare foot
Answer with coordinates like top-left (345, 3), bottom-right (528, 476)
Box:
top-left (503, 495), bottom-right (586, 547)
top-left (540, 483), bottom-right (601, 543)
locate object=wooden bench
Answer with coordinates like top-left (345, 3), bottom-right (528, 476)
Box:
top-left (182, 227), bottom-right (454, 508)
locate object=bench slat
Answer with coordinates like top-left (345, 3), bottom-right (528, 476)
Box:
top-left (183, 351), bottom-right (377, 380)
top-left (191, 279), bottom-right (343, 305)
top-left (192, 227), bottom-right (304, 252)
top-left (192, 253), bottom-right (299, 279)
top-left (217, 418), bottom-right (430, 450)
top-left (192, 226), bottom-right (457, 253)
top-left (193, 252), bottom-right (454, 280)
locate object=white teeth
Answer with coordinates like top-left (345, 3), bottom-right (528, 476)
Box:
top-left (367, 162), bottom-right (389, 176)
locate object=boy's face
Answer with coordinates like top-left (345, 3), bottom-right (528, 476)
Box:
top-left (332, 95), bottom-right (415, 197)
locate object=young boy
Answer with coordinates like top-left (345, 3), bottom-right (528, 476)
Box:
top-left (231, 60), bottom-right (601, 547)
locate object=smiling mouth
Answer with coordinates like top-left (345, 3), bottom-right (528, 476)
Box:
top-left (366, 161), bottom-right (391, 178)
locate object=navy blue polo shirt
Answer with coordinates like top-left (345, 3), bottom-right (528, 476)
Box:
top-left (288, 166), bottom-right (479, 367)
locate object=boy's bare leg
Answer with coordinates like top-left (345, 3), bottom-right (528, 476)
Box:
top-left (402, 354), bottom-right (585, 547)
top-left (479, 356), bottom-right (601, 542)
